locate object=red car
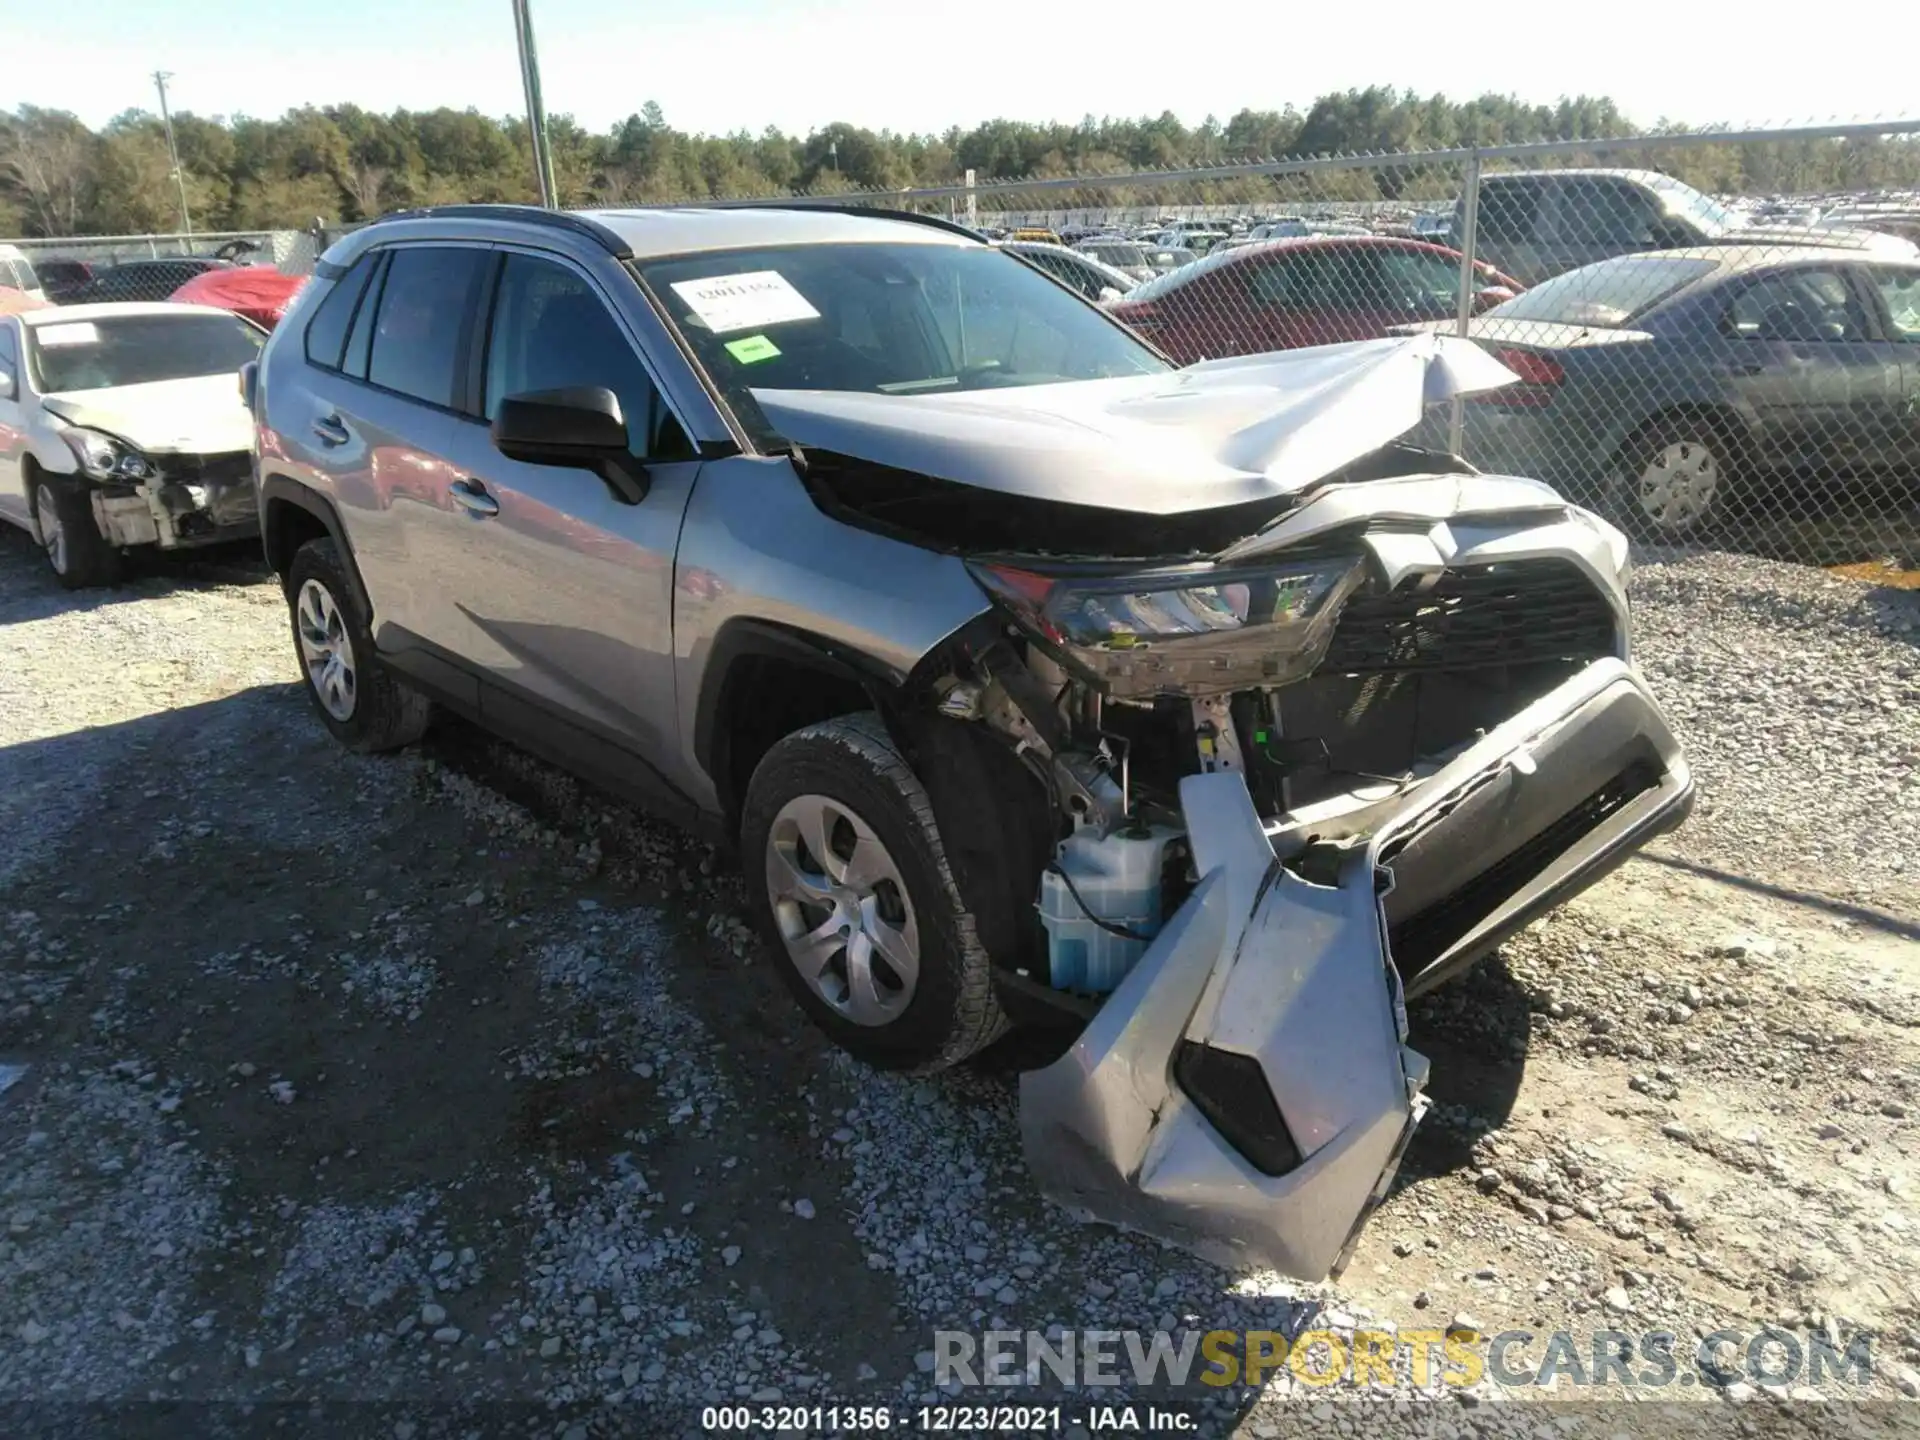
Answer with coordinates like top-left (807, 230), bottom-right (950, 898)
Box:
top-left (169, 267), bottom-right (308, 332)
top-left (1107, 236), bottom-right (1522, 364)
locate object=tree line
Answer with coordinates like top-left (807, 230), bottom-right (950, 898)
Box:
top-left (1, 88), bottom-right (1914, 238)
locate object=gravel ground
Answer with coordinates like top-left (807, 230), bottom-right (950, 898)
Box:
top-left (0, 528), bottom-right (1917, 1438)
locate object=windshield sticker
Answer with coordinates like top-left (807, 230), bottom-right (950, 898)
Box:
top-left (724, 334), bottom-right (782, 365)
top-left (669, 271), bottom-right (819, 334)
top-left (36, 323), bottom-right (100, 348)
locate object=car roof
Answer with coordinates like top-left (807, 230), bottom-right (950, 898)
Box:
top-left (1624, 243), bottom-right (1917, 274)
top-left (1480, 168), bottom-right (1673, 188)
top-left (576, 206), bottom-right (978, 258)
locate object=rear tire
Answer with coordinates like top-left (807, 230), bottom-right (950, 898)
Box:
top-left (742, 713), bottom-right (1008, 1073)
top-left (32, 477), bottom-right (121, 589)
top-left (1612, 419), bottom-right (1735, 539)
top-left (285, 537), bottom-right (430, 753)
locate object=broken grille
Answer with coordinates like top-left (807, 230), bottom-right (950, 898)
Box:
top-left (1318, 559), bottom-right (1616, 675)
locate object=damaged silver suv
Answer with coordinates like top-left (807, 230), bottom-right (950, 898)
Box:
top-left (251, 204), bottom-right (1692, 1280)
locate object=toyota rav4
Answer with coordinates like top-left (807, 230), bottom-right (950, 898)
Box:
top-left (249, 203), bottom-right (1692, 1279)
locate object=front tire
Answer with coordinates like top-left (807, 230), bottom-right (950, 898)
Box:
top-left (285, 537), bottom-right (429, 752)
top-left (742, 713), bottom-right (1008, 1073)
top-left (32, 477), bottom-right (121, 589)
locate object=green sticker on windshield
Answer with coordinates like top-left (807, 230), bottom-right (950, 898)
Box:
top-left (725, 334), bottom-right (781, 364)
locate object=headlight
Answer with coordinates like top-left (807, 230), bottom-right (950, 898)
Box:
top-left (966, 554), bottom-right (1366, 697)
top-left (60, 427), bottom-right (154, 482)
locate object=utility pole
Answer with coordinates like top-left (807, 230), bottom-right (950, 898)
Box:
top-left (152, 70), bottom-right (193, 239)
top-left (510, 0), bottom-right (559, 208)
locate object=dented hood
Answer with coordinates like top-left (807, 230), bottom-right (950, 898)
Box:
top-left (752, 333), bottom-right (1516, 515)
top-left (42, 374), bottom-right (253, 456)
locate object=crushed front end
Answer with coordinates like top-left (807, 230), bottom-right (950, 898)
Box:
top-left (88, 449), bottom-right (259, 551)
top-left (921, 474), bottom-right (1690, 1280)
top-left (769, 335), bottom-right (1692, 1279)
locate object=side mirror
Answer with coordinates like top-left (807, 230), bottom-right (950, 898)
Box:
top-left (491, 386), bottom-right (648, 504)
top-left (1472, 285), bottom-right (1516, 314)
top-left (238, 360), bottom-right (259, 414)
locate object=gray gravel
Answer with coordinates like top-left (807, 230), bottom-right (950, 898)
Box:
top-left (0, 531), bottom-right (1916, 1431)
top-left (1630, 551), bottom-right (1920, 917)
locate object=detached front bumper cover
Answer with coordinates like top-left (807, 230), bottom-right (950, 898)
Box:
top-left (1019, 656), bottom-right (1691, 1280)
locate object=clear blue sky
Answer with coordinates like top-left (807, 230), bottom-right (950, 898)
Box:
top-left (4, 0), bottom-right (1911, 138)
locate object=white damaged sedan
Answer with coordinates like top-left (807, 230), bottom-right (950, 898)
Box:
top-left (0, 302), bottom-right (263, 587)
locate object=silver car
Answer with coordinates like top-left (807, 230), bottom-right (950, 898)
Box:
top-left (251, 203), bottom-right (1691, 1279)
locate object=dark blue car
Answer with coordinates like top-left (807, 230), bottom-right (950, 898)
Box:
top-left (1428, 246), bottom-right (1920, 537)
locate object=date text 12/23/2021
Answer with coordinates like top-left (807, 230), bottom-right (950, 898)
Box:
top-left (699, 1404), bottom-right (1196, 1432)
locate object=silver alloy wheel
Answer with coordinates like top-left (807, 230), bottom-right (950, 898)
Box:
top-left (33, 483), bottom-right (66, 575)
top-left (765, 793), bottom-right (920, 1027)
top-left (295, 578), bottom-right (357, 722)
top-left (1635, 439), bottom-right (1720, 532)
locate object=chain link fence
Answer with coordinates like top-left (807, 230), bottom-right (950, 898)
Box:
top-left (735, 119), bottom-right (1920, 565)
top-left (7, 121), bottom-right (1918, 563)
top-left (7, 226), bottom-right (328, 302)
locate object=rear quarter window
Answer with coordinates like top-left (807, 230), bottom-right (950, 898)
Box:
top-left (303, 253), bottom-right (379, 370)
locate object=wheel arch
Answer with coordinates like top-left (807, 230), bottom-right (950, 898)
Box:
top-left (257, 476), bottom-right (371, 616)
top-left (695, 619), bottom-right (905, 836)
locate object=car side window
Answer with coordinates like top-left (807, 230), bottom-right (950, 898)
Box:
top-left (482, 253), bottom-right (691, 460)
top-left (1548, 180), bottom-right (1657, 248)
top-left (1727, 270), bottom-right (1865, 342)
top-left (0, 322), bottom-right (16, 397)
top-left (1247, 255), bottom-right (1312, 307)
top-left (1378, 249), bottom-right (1462, 314)
top-left (303, 252), bottom-right (379, 370)
top-left (1475, 184), bottom-right (1539, 245)
top-left (364, 246), bottom-right (488, 408)
top-left (1869, 268), bottom-right (1920, 342)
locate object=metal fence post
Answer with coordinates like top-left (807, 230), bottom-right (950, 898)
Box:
top-left (1448, 149), bottom-right (1482, 457)
top-left (511, 0), bottom-right (559, 208)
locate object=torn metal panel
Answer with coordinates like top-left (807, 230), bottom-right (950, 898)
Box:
top-left (1019, 658), bottom-right (1693, 1281)
top-left (754, 334), bottom-right (1517, 517)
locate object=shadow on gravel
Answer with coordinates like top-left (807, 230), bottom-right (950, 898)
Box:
top-left (1637, 851), bottom-right (1920, 940)
top-left (0, 526), bottom-right (271, 625)
top-left (1399, 954), bottom-right (1531, 1183)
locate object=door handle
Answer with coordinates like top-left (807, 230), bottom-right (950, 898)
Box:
top-left (449, 479), bottom-right (499, 518)
top-left (311, 413), bottom-right (350, 446)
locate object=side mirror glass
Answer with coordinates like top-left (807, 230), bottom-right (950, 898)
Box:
top-left (491, 385), bottom-right (649, 504)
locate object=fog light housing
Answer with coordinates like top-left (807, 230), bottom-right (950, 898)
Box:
top-left (1173, 1040), bottom-right (1303, 1176)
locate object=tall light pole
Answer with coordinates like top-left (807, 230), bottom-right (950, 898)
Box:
top-left (510, 0), bottom-right (559, 208)
top-left (152, 70), bottom-right (193, 238)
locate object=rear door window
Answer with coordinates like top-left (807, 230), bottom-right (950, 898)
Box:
top-left (363, 246), bottom-right (488, 408)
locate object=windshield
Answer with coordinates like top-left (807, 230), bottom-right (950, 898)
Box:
top-left (637, 242), bottom-right (1168, 445)
top-left (1483, 255), bottom-right (1718, 328)
top-left (30, 313), bottom-right (263, 393)
top-left (1644, 174), bottom-right (1738, 236)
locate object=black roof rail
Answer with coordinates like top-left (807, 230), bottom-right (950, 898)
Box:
top-left (720, 201), bottom-right (987, 243)
top-left (371, 203), bottom-right (633, 259)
